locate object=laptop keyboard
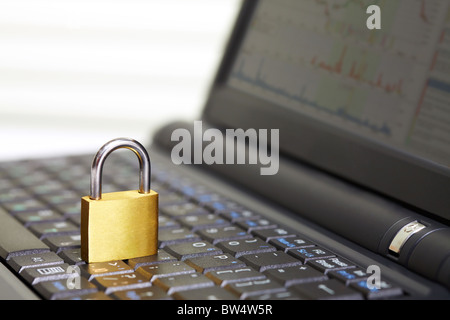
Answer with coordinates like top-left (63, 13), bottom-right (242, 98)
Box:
top-left (0, 153), bottom-right (405, 300)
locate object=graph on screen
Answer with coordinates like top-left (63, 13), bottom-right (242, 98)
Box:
top-left (228, 0), bottom-right (450, 166)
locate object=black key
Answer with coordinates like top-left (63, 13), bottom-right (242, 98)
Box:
top-left (39, 190), bottom-right (80, 205)
top-left (248, 290), bottom-right (302, 300)
top-left (159, 193), bottom-right (187, 205)
top-left (43, 234), bottom-right (81, 253)
top-left (307, 257), bottom-right (355, 274)
top-left (203, 200), bottom-right (235, 213)
top-left (264, 265), bottom-right (327, 287)
top-left (111, 286), bottom-right (172, 300)
top-left (0, 208), bottom-right (50, 260)
top-left (34, 277), bottom-right (97, 300)
top-left (239, 251), bottom-right (302, 272)
top-left (178, 214), bottom-right (228, 231)
top-left (8, 251), bottom-right (64, 273)
top-left (5, 162), bottom-right (36, 178)
top-left (53, 202), bottom-right (81, 217)
top-left (15, 209), bottom-right (64, 226)
top-left (137, 261), bottom-right (195, 280)
top-left (67, 214), bottom-right (81, 226)
top-left (79, 260), bottom-right (133, 280)
top-left (349, 280), bottom-right (403, 299)
top-left (0, 177), bottom-right (15, 192)
top-left (164, 241), bottom-right (222, 260)
top-left (292, 279), bottom-right (363, 300)
top-left (28, 221), bottom-right (79, 239)
top-left (225, 278), bottom-right (285, 299)
top-left (3, 198), bottom-right (48, 214)
top-left (173, 286), bottom-right (239, 300)
top-left (175, 184), bottom-right (209, 196)
top-left (219, 209), bottom-right (259, 222)
top-left (26, 181), bottom-right (66, 196)
top-left (113, 176), bottom-right (141, 191)
top-left (328, 268), bottom-right (370, 285)
top-left (196, 225), bottom-right (251, 244)
top-left (206, 268), bottom-right (266, 286)
top-left (38, 157), bottom-right (73, 173)
top-left (185, 253), bottom-right (246, 273)
top-left (251, 227), bottom-right (296, 241)
top-left (56, 165), bottom-right (88, 181)
top-left (16, 171), bottom-right (50, 186)
top-left (192, 193), bottom-right (224, 205)
top-left (58, 248), bottom-right (85, 266)
top-left (127, 249), bottom-right (177, 269)
top-left (201, 198), bottom-right (242, 213)
top-left (236, 218), bottom-right (277, 231)
top-left (287, 246), bottom-right (335, 263)
top-left (153, 272), bottom-right (215, 294)
top-left (0, 188), bottom-right (31, 203)
top-left (21, 263), bottom-right (72, 285)
top-left (158, 215), bottom-right (180, 229)
top-left (158, 227), bottom-right (200, 248)
top-left (201, 200), bottom-right (228, 211)
top-left (216, 238), bottom-right (276, 257)
top-left (59, 291), bottom-right (112, 300)
top-left (269, 237), bottom-right (315, 252)
top-left (93, 272), bottom-right (151, 294)
top-left (160, 203), bottom-right (209, 218)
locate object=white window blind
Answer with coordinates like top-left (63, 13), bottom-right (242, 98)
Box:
top-left (0, 0), bottom-right (240, 160)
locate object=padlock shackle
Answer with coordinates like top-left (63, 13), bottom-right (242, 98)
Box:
top-left (90, 138), bottom-right (151, 200)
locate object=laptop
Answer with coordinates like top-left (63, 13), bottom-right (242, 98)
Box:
top-left (0, 0), bottom-right (449, 300)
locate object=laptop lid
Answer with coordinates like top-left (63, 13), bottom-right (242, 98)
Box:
top-left (203, 0), bottom-right (450, 223)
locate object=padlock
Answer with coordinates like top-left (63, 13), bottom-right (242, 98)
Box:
top-left (80, 138), bottom-right (158, 263)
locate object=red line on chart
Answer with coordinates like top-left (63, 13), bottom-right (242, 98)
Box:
top-left (420, 0), bottom-right (429, 24)
top-left (311, 46), bottom-right (404, 94)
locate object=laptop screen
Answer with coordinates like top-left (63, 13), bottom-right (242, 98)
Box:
top-left (227, 0), bottom-right (450, 168)
top-left (204, 0), bottom-right (450, 221)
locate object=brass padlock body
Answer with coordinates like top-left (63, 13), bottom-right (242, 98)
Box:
top-left (81, 190), bottom-right (158, 263)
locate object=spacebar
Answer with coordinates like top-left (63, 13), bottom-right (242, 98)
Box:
top-left (0, 208), bottom-right (50, 260)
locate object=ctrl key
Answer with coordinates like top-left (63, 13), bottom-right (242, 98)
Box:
top-left (292, 279), bottom-right (363, 300)
top-left (34, 277), bottom-right (97, 300)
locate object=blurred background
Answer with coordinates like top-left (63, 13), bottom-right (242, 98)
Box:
top-left (0, 0), bottom-right (241, 161)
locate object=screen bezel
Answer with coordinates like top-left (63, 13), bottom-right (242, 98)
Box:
top-left (203, 0), bottom-right (450, 222)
